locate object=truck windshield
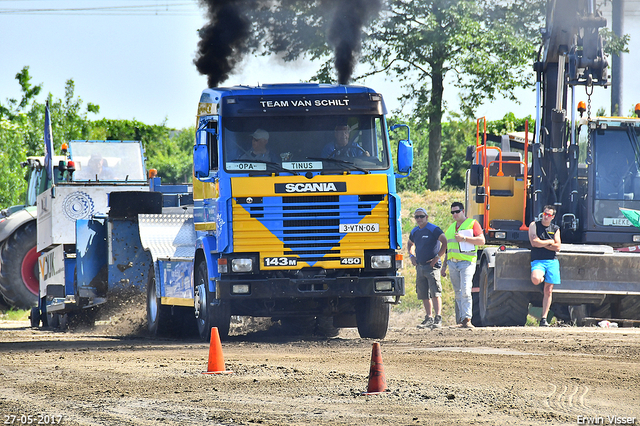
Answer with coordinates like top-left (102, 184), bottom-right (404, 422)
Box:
top-left (221, 115), bottom-right (389, 173)
top-left (69, 141), bottom-right (146, 182)
top-left (593, 127), bottom-right (640, 226)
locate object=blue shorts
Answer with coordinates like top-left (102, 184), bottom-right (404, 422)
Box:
top-left (531, 259), bottom-right (561, 285)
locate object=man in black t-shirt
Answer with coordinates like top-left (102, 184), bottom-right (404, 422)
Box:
top-left (407, 208), bottom-right (448, 329)
top-left (528, 205), bottom-right (562, 327)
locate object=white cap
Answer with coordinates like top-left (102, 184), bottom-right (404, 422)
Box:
top-left (252, 129), bottom-right (269, 141)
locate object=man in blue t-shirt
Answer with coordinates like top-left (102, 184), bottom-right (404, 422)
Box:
top-left (407, 208), bottom-right (448, 329)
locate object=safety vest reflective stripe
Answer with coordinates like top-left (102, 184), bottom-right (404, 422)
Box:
top-left (445, 218), bottom-right (477, 262)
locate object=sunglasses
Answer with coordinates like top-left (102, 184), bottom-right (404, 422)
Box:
top-left (414, 215), bottom-right (426, 219)
top-left (450, 210), bottom-right (462, 214)
top-left (543, 212), bottom-right (555, 217)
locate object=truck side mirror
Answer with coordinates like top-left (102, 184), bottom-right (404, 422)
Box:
top-left (466, 145), bottom-right (476, 162)
top-left (390, 124), bottom-right (413, 178)
top-left (193, 144), bottom-right (209, 179)
top-left (396, 139), bottom-right (413, 176)
top-left (470, 164), bottom-right (484, 186)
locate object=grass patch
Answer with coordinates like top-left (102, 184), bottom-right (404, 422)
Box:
top-left (0, 308), bottom-right (30, 321)
top-left (393, 189), bottom-right (465, 326)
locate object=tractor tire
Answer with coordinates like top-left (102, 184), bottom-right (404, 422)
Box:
top-left (478, 261), bottom-right (529, 326)
top-left (0, 222), bottom-right (39, 309)
top-left (194, 260), bottom-right (230, 342)
top-left (355, 297), bottom-right (389, 339)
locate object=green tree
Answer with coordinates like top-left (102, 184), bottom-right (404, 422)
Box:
top-left (0, 67), bottom-right (42, 121)
top-left (90, 119), bottom-right (193, 183)
top-left (249, 1), bottom-right (543, 190)
top-left (145, 127), bottom-right (195, 184)
top-left (0, 119), bottom-right (28, 207)
top-left (1, 68), bottom-right (100, 157)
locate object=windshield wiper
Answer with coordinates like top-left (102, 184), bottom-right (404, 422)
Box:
top-left (307, 157), bottom-right (369, 174)
top-left (232, 159), bottom-right (300, 175)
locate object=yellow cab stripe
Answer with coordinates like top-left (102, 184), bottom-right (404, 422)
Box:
top-left (231, 174), bottom-right (388, 196)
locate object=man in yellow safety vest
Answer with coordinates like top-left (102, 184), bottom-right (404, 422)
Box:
top-left (442, 202), bottom-right (485, 328)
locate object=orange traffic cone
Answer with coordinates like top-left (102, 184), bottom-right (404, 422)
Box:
top-left (362, 342), bottom-right (387, 395)
top-left (202, 327), bottom-right (233, 374)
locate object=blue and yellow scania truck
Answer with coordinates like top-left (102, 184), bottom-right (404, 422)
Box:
top-left (184, 83), bottom-right (412, 340)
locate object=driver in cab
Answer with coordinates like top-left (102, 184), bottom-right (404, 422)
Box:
top-left (321, 124), bottom-right (370, 158)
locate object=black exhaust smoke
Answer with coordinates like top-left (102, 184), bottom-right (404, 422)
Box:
top-left (194, 0), bottom-right (253, 88)
top-left (194, 0), bottom-right (382, 87)
top-left (326, 0), bottom-right (382, 84)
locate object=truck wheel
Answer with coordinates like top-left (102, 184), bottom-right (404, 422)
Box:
top-left (315, 315), bottom-right (339, 338)
top-left (146, 266), bottom-right (173, 337)
top-left (471, 293), bottom-right (481, 326)
top-left (355, 297), bottom-right (389, 339)
top-left (29, 306), bottom-right (41, 327)
top-left (194, 260), bottom-right (230, 342)
top-left (478, 262), bottom-right (528, 326)
top-left (568, 305), bottom-right (588, 326)
top-left (0, 222), bottom-right (39, 309)
top-left (279, 316), bottom-right (316, 336)
top-left (590, 302), bottom-right (612, 319)
top-left (48, 312), bottom-right (61, 329)
top-left (618, 296), bottom-right (640, 320)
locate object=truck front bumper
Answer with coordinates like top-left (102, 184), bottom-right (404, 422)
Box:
top-left (216, 275), bottom-right (404, 299)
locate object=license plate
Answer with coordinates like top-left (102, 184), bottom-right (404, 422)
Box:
top-left (603, 218), bottom-right (631, 226)
top-left (339, 223), bottom-right (379, 233)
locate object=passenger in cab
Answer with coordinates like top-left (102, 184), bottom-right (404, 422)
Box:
top-left (321, 124), bottom-right (370, 158)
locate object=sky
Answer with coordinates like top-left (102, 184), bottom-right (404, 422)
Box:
top-left (2, 0), bottom-right (640, 131)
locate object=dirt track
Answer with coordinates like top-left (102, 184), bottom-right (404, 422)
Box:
top-left (1, 312), bottom-right (639, 426)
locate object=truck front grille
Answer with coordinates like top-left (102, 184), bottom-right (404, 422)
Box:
top-left (233, 194), bottom-right (389, 267)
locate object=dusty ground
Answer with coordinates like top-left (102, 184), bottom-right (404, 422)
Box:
top-left (1, 308), bottom-right (639, 426)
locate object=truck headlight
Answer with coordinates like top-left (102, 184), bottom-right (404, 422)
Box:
top-left (494, 231), bottom-right (506, 239)
top-left (231, 258), bottom-right (253, 272)
top-left (375, 280), bottom-right (393, 291)
top-left (371, 255), bottom-right (392, 269)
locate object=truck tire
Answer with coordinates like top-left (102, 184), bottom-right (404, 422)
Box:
top-left (471, 293), bottom-right (481, 326)
top-left (618, 296), bottom-right (640, 320)
top-left (568, 305), bottom-right (588, 326)
top-left (0, 222), bottom-right (39, 309)
top-left (478, 262), bottom-right (528, 326)
top-left (279, 316), bottom-right (316, 336)
top-left (146, 266), bottom-right (174, 337)
top-left (590, 301), bottom-right (612, 319)
top-left (30, 306), bottom-right (41, 327)
top-left (48, 312), bottom-right (61, 329)
top-left (356, 297), bottom-right (389, 339)
top-left (194, 260), bottom-right (230, 342)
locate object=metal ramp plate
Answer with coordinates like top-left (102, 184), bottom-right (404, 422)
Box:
top-left (138, 213), bottom-right (195, 261)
